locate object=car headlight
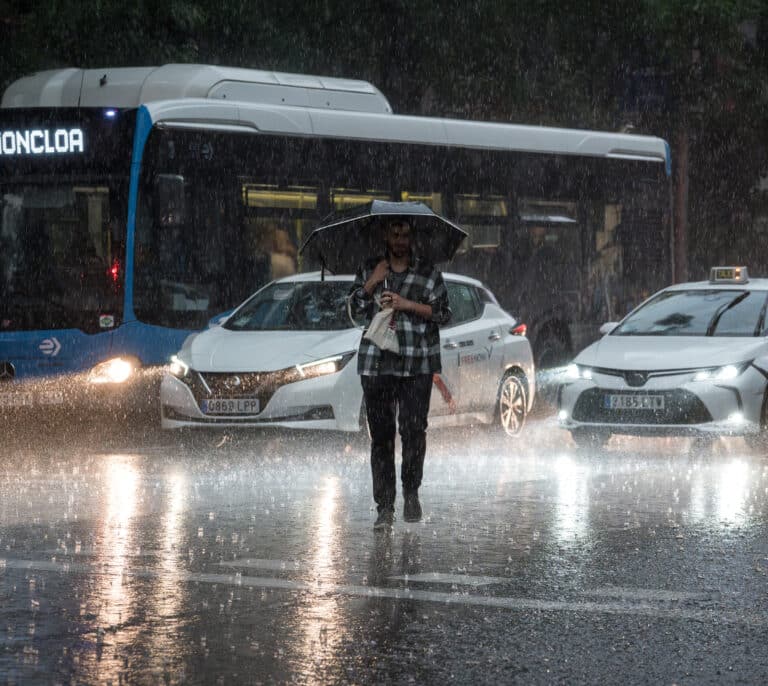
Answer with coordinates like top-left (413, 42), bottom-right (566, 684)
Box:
top-left (565, 363), bottom-right (593, 380)
top-left (89, 357), bottom-right (135, 384)
top-left (168, 355), bottom-right (190, 378)
top-left (294, 352), bottom-right (356, 381)
top-left (693, 363), bottom-right (749, 382)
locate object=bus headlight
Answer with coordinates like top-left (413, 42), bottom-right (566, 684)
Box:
top-left (89, 357), bottom-right (135, 384)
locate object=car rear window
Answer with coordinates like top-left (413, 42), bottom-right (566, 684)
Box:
top-left (612, 289), bottom-right (768, 337)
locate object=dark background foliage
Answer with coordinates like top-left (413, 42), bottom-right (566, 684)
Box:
top-left (2, 0), bottom-right (767, 278)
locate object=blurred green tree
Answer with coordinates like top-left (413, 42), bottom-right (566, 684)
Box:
top-left (1, 0), bottom-right (767, 279)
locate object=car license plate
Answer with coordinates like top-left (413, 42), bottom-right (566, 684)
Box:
top-left (0, 391), bottom-right (64, 408)
top-left (201, 398), bottom-right (260, 415)
top-left (604, 394), bottom-right (664, 410)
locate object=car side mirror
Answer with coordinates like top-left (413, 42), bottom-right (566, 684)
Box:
top-left (207, 310), bottom-right (233, 328)
top-left (599, 322), bottom-right (618, 335)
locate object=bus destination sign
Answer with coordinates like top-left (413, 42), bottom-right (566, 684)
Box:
top-left (0, 128), bottom-right (85, 156)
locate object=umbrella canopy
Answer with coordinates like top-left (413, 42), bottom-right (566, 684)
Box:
top-left (299, 200), bottom-right (468, 274)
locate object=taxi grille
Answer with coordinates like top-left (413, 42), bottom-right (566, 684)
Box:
top-left (572, 388), bottom-right (712, 425)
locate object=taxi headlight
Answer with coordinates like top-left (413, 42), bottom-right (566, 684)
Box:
top-left (169, 355), bottom-right (190, 378)
top-left (294, 352), bottom-right (356, 381)
top-left (565, 363), bottom-right (593, 380)
top-left (693, 363), bottom-right (748, 382)
top-left (89, 357), bottom-right (135, 384)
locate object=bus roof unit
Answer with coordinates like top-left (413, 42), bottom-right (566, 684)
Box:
top-left (1, 63), bottom-right (669, 167)
top-left (1, 64), bottom-right (393, 114)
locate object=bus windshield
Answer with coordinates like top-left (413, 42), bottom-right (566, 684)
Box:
top-left (0, 108), bottom-right (135, 335)
top-left (0, 181), bottom-right (126, 333)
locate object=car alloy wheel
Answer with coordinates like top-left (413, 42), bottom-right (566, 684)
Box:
top-left (498, 373), bottom-right (527, 437)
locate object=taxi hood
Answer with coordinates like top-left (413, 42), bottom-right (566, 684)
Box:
top-left (575, 335), bottom-right (767, 371)
top-left (180, 326), bottom-right (362, 372)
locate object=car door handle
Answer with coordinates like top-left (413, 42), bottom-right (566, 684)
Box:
top-left (488, 332), bottom-right (501, 341)
top-left (443, 341), bottom-right (459, 350)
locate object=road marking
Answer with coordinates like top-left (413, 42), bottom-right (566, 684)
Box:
top-left (219, 559), bottom-right (302, 571)
top-left (0, 558), bottom-right (759, 626)
top-left (581, 586), bottom-right (721, 602)
top-left (387, 572), bottom-right (505, 587)
top-left (219, 563), bottom-right (505, 587)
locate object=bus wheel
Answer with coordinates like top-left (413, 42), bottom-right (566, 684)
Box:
top-left (571, 428), bottom-right (610, 451)
top-left (497, 373), bottom-right (527, 438)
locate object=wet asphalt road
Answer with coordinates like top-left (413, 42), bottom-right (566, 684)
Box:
top-left (2, 414), bottom-right (768, 685)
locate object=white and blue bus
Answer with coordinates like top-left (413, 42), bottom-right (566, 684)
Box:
top-left (0, 64), bottom-right (672, 418)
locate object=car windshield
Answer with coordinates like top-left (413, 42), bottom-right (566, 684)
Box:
top-left (224, 280), bottom-right (355, 332)
top-left (612, 289), bottom-right (768, 336)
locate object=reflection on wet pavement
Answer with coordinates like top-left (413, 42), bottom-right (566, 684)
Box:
top-left (2, 416), bottom-right (768, 683)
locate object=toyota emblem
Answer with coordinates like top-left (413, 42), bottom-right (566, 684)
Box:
top-left (625, 371), bottom-right (648, 387)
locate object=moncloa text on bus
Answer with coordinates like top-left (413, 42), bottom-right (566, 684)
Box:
top-left (0, 128), bottom-right (85, 156)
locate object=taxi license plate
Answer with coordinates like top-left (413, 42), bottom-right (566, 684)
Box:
top-left (604, 394), bottom-right (664, 410)
top-left (202, 398), bottom-right (260, 415)
top-left (0, 391), bottom-right (64, 408)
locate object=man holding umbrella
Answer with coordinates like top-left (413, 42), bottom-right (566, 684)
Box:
top-left (349, 216), bottom-right (452, 529)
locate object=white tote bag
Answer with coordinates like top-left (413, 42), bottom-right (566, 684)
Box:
top-left (363, 306), bottom-right (400, 353)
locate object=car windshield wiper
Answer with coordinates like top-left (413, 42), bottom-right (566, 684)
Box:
top-left (706, 292), bottom-right (749, 336)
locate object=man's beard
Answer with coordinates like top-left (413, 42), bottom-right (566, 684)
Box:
top-left (388, 246), bottom-right (410, 259)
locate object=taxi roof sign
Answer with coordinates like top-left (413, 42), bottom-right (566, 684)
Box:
top-left (709, 266), bottom-right (749, 284)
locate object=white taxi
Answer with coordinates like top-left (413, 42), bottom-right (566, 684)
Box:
top-left (558, 267), bottom-right (768, 448)
top-left (160, 272), bottom-right (535, 437)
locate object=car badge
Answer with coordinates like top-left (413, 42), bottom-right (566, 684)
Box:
top-left (224, 375), bottom-right (242, 389)
top-left (625, 371), bottom-right (648, 387)
top-left (0, 361), bottom-right (15, 381)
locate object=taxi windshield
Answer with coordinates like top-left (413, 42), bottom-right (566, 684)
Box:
top-left (612, 289), bottom-right (768, 337)
top-left (224, 281), bottom-right (355, 332)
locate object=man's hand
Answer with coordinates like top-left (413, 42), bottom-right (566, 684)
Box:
top-left (382, 291), bottom-right (432, 319)
top-left (364, 260), bottom-right (390, 295)
top-left (380, 290), bottom-right (401, 309)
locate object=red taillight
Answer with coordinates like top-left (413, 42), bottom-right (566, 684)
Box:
top-left (109, 259), bottom-right (120, 283)
top-left (510, 323), bottom-right (527, 336)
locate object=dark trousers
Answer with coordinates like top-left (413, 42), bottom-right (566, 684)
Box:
top-left (360, 374), bottom-right (433, 512)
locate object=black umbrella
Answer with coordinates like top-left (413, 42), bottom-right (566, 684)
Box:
top-left (299, 200), bottom-right (468, 274)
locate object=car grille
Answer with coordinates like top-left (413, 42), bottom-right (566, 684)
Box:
top-left (183, 370), bottom-right (292, 413)
top-left (572, 388), bottom-right (712, 425)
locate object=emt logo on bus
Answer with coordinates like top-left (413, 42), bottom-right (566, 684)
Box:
top-left (0, 128), bottom-right (85, 156)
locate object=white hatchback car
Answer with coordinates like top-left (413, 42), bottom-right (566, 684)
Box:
top-left (559, 267), bottom-right (768, 448)
top-left (161, 272), bottom-right (535, 437)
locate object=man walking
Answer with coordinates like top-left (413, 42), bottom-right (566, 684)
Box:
top-left (349, 217), bottom-right (451, 529)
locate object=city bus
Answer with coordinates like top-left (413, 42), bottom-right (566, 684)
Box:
top-left (0, 64), bottom-right (672, 418)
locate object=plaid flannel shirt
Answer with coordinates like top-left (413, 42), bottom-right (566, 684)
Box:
top-left (349, 256), bottom-right (452, 376)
